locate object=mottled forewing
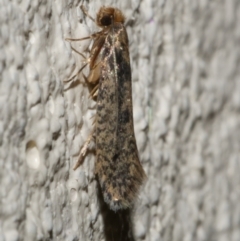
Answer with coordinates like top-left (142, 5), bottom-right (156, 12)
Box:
top-left (95, 23), bottom-right (146, 211)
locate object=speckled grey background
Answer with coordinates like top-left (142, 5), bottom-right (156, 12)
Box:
top-left (0, 0), bottom-right (239, 240)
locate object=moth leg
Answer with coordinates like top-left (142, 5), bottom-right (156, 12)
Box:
top-left (87, 61), bottom-right (101, 83)
top-left (64, 45), bottom-right (89, 84)
top-left (73, 131), bottom-right (94, 170)
top-left (65, 36), bottom-right (92, 42)
top-left (70, 46), bottom-right (87, 59)
top-left (81, 61), bottom-right (101, 96)
top-left (64, 62), bottom-right (88, 83)
top-left (64, 34), bottom-right (103, 84)
top-left (65, 31), bottom-right (103, 42)
top-left (89, 84), bottom-right (99, 98)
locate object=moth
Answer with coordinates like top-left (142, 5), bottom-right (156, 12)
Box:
top-left (66, 6), bottom-right (146, 211)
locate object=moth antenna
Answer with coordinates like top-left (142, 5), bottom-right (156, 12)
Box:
top-left (80, 5), bottom-right (95, 23)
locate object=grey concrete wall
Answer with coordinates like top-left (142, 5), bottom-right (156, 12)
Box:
top-left (0, 0), bottom-right (239, 241)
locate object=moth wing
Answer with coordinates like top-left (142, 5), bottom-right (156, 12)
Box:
top-left (95, 23), bottom-right (146, 211)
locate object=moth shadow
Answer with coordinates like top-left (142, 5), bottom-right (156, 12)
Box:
top-left (97, 181), bottom-right (136, 241)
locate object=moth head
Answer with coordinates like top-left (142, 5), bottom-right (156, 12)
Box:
top-left (96, 7), bottom-right (125, 27)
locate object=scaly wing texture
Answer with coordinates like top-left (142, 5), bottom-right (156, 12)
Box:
top-left (95, 23), bottom-right (146, 211)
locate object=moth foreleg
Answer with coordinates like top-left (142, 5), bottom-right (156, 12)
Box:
top-left (73, 131), bottom-right (94, 170)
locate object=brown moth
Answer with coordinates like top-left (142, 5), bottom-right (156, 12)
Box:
top-left (67, 6), bottom-right (146, 211)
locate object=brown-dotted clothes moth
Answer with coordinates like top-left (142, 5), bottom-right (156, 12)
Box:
top-left (66, 6), bottom-right (146, 211)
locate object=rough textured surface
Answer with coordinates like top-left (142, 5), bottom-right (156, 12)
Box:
top-left (0, 0), bottom-right (239, 241)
